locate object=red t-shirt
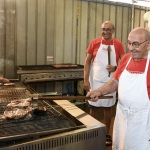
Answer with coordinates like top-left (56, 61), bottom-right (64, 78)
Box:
top-left (86, 37), bottom-right (125, 63)
top-left (114, 53), bottom-right (150, 98)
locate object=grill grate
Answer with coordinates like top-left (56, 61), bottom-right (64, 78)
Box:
top-left (0, 89), bottom-right (30, 103)
top-left (0, 89), bottom-right (85, 145)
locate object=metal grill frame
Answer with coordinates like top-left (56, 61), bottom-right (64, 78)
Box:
top-left (17, 64), bottom-right (84, 83)
top-left (20, 71), bottom-right (83, 83)
top-left (0, 100), bottom-right (106, 150)
top-left (0, 85), bottom-right (85, 145)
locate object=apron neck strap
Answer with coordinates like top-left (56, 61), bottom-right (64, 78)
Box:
top-left (101, 38), bottom-right (114, 44)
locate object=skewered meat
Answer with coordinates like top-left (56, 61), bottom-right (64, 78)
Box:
top-left (3, 98), bottom-right (47, 120)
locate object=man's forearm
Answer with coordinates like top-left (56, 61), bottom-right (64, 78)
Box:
top-left (84, 64), bottom-right (90, 82)
top-left (98, 78), bottom-right (118, 95)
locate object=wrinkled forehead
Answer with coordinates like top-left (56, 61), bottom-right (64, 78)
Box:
top-left (101, 23), bottom-right (113, 29)
top-left (128, 28), bottom-right (150, 41)
top-left (128, 31), bottom-right (146, 42)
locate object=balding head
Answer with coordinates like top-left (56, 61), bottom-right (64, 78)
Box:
top-left (101, 21), bottom-right (115, 40)
top-left (101, 21), bottom-right (115, 29)
top-left (127, 27), bottom-right (150, 61)
top-left (129, 27), bottom-right (150, 41)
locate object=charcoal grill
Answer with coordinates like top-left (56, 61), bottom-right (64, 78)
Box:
top-left (0, 82), bottom-right (106, 150)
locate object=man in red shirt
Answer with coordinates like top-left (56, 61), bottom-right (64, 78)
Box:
top-left (83, 21), bottom-right (125, 146)
top-left (86, 27), bottom-right (150, 150)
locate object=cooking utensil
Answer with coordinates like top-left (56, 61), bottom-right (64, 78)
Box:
top-left (108, 45), bottom-right (111, 77)
top-left (33, 95), bottom-right (113, 100)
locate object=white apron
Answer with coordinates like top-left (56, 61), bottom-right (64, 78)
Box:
top-left (113, 51), bottom-right (150, 150)
top-left (89, 39), bottom-right (117, 107)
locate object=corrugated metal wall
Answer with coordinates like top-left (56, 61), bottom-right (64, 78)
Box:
top-left (0, 0), bottom-right (149, 78)
top-left (0, 0), bottom-right (16, 78)
top-left (16, 0), bottom-right (78, 66)
top-left (0, 0), bottom-right (149, 93)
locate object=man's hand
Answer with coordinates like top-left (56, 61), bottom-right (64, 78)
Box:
top-left (83, 80), bottom-right (91, 91)
top-left (0, 78), bottom-right (10, 84)
top-left (106, 65), bottom-right (116, 72)
top-left (86, 89), bottom-right (102, 102)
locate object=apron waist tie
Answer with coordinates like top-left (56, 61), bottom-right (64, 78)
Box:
top-left (118, 102), bottom-right (150, 117)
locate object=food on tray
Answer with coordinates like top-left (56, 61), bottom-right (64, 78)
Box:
top-left (52, 64), bottom-right (78, 68)
top-left (3, 98), bottom-right (47, 120)
top-left (7, 98), bottom-right (31, 107)
top-left (4, 83), bottom-right (15, 86)
top-left (4, 106), bottom-right (33, 120)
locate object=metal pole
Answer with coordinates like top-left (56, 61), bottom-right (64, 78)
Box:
top-left (131, 0), bottom-right (135, 30)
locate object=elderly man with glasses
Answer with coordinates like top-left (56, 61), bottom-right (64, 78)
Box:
top-left (86, 27), bottom-right (150, 150)
top-left (83, 21), bottom-right (125, 146)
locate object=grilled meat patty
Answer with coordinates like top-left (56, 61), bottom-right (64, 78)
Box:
top-left (4, 106), bottom-right (33, 119)
top-left (3, 98), bottom-right (47, 120)
top-left (7, 98), bottom-right (31, 107)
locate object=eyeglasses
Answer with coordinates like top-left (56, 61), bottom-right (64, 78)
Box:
top-left (126, 39), bottom-right (149, 48)
top-left (101, 28), bottom-right (113, 32)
